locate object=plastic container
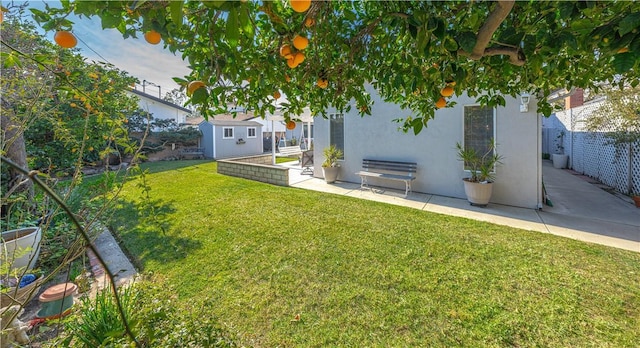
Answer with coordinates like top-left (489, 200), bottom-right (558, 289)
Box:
top-left (37, 282), bottom-right (77, 319)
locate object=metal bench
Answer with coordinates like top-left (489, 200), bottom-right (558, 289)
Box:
top-left (356, 159), bottom-right (417, 197)
top-left (180, 147), bottom-right (204, 159)
top-left (276, 145), bottom-right (302, 158)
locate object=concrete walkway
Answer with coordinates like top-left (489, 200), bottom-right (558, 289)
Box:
top-left (285, 161), bottom-right (639, 252)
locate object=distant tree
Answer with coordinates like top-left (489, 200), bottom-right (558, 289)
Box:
top-left (586, 86), bottom-right (640, 195)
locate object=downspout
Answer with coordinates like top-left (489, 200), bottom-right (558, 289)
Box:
top-left (537, 109), bottom-right (543, 209)
top-left (212, 124), bottom-right (217, 159)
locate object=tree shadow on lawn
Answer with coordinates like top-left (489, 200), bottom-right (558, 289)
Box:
top-left (107, 196), bottom-right (202, 270)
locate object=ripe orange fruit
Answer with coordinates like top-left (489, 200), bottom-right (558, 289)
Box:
top-left (435, 97), bottom-right (446, 109)
top-left (290, 0), bottom-right (311, 13)
top-left (293, 52), bottom-right (305, 65)
top-left (440, 86), bottom-right (454, 97)
top-left (280, 44), bottom-right (293, 59)
top-left (54, 31), bottom-right (78, 48)
top-left (317, 78), bottom-right (328, 89)
top-left (305, 17), bottom-right (315, 28)
top-left (187, 80), bottom-right (206, 95)
top-left (286, 120), bottom-right (296, 130)
top-left (144, 30), bottom-right (162, 45)
top-left (293, 35), bottom-right (309, 50)
top-left (287, 57), bottom-right (298, 69)
top-left (273, 91), bottom-right (281, 99)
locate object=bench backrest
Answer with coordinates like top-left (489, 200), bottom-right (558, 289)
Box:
top-left (278, 145), bottom-right (302, 155)
top-left (362, 159), bottom-right (417, 176)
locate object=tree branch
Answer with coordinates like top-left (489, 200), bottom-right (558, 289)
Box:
top-left (459, 46), bottom-right (525, 66)
top-left (470, 0), bottom-right (515, 59)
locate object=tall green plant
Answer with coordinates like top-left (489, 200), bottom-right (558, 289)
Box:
top-left (456, 140), bottom-right (503, 182)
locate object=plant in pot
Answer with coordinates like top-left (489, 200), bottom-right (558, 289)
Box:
top-left (321, 145), bottom-right (343, 183)
top-left (456, 140), bottom-right (503, 206)
top-left (552, 130), bottom-right (569, 169)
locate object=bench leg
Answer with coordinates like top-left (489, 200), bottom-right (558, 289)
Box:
top-left (360, 176), bottom-right (369, 191)
top-left (404, 181), bottom-right (412, 197)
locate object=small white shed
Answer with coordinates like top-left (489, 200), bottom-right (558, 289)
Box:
top-left (199, 119), bottom-right (263, 159)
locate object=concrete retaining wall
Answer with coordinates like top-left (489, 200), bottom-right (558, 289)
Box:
top-left (217, 155), bottom-right (289, 186)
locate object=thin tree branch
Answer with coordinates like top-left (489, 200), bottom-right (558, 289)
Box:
top-left (470, 0), bottom-right (515, 60)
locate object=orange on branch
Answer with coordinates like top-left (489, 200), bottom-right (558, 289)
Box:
top-left (435, 97), bottom-right (446, 109)
top-left (280, 44), bottom-right (293, 59)
top-left (54, 31), bottom-right (78, 48)
top-left (290, 0), bottom-right (311, 13)
top-left (293, 52), bottom-right (305, 65)
top-left (440, 86), bottom-right (454, 97)
top-left (305, 17), bottom-right (315, 28)
top-left (293, 35), bottom-right (309, 50)
top-left (273, 91), bottom-right (281, 99)
top-left (144, 30), bottom-right (162, 45)
top-left (287, 57), bottom-right (298, 69)
top-left (286, 120), bottom-right (296, 130)
top-left (187, 80), bottom-right (206, 95)
top-left (317, 78), bottom-right (328, 89)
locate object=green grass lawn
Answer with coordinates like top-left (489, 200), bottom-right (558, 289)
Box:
top-left (109, 160), bottom-right (640, 347)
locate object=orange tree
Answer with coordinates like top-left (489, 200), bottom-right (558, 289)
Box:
top-left (34, 0), bottom-right (640, 134)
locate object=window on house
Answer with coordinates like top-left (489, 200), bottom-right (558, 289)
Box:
top-left (329, 113), bottom-right (344, 160)
top-left (463, 105), bottom-right (496, 170)
top-left (223, 127), bottom-right (234, 139)
top-left (247, 127), bottom-right (256, 138)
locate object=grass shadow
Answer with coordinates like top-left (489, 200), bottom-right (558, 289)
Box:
top-left (107, 197), bottom-right (202, 270)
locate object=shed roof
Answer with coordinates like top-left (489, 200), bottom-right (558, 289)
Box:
top-left (200, 119), bottom-right (263, 127)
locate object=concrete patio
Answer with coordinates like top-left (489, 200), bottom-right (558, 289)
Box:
top-left (282, 160), bottom-right (640, 252)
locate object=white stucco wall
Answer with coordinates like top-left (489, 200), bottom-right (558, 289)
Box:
top-left (313, 87), bottom-right (541, 209)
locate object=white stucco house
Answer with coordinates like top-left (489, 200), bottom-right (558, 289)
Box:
top-left (128, 89), bottom-right (192, 127)
top-left (312, 86), bottom-right (542, 209)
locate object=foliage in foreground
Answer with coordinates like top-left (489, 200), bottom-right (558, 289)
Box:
top-left (49, 280), bottom-right (236, 347)
top-left (107, 161), bottom-right (640, 347)
top-left (34, 1), bottom-right (640, 131)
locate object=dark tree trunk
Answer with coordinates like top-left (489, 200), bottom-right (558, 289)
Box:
top-left (1, 97), bottom-right (34, 205)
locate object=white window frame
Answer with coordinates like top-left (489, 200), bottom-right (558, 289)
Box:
top-left (329, 113), bottom-right (345, 160)
top-left (222, 127), bottom-right (234, 139)
top-left (462, 105), bottom-right (497, 172)
top-left (247, 127), bottom-right (257, 138)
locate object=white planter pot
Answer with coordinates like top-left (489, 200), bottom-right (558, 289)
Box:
top-left (1, 227), bottom-right (43, 272)
top-left (552, 154), bottom-right (569, 169)
top-left (322, 166), bottom-right (339, 183)
top-left (462, 179), bottom-right (494, 206)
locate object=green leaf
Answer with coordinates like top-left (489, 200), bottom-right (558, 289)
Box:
top-left (100, 13), bottom-right (121, 29)
top-left (191, 87), bottom-right (209, 104)
top-left (571, 19), bottom-right (594, 35)
top-left (613, 52), bottom-right (637, 73)
top-left (444, 37), bottom-right (458, 52)
top-left (618, 13), bottom-right (640, 36)
top-left (456, 31), bottom-right (476, 53)
top-left (226, 8), bottom-right (239, 48)
top-left (411, 118), bottom-right (423, 135)
top-left (170, 1), bottom-right (183, 29)
top-left (238, 5), bottom-right (254, 39)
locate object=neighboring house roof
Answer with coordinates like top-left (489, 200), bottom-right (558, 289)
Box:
top-left (200, 119), bottom-right (263, 127)
top-left (129, 89), bottom-right (192, 113)
top-left (185, 111), bottom-right (256, 126)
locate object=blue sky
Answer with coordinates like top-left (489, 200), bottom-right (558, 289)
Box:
top-left (16, 0), bottom-right (191, 97)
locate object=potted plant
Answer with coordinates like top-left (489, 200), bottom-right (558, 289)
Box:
top-left (456, 140), bottom-right (503, 206)
top-left (321, 145), bottom-right (343, 183)
top-left (552, 130), bottom-right (569, 169)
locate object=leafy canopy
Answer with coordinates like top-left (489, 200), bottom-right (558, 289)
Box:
top-left (34, 0), bottom-right (640, 133)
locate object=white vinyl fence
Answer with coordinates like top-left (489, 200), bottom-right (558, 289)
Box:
top-left (542, 101), bottom-right (640, 195)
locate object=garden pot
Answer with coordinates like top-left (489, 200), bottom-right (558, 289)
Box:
top-left (633, 196), bottom-right (640, 208)
top-left (0, 274), bottom-right (44, 308)
top-left (462, 179), bottom-right (494, 207)
top-left (322, 166), bottom-right (339, 183)
top-left (552, 154), bottom-right (569, 169)
top-left (37, 282), bottom-right (77, 319)
top-left (1, 227), bottom-right (42, 272)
